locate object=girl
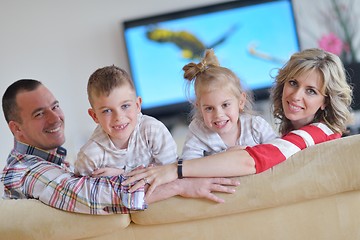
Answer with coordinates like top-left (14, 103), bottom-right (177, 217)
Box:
top-left (181, 49), bottom-right (277, 160)
top-left (124, 48), bottom-right (353, 197)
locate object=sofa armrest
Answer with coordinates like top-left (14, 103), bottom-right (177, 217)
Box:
top-left (0, 198), bottom-right (131, 240)
top-left (132, 134), bottom-right (360, 225)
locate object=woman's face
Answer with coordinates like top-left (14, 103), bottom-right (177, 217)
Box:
top-left (282, 70), bottom-right (326, 129)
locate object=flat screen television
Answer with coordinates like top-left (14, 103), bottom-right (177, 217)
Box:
top-left (123, 0), bottom-right (300, 118)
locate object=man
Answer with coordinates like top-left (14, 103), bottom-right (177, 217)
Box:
top-left (1, 79), bottom-right (238, 214)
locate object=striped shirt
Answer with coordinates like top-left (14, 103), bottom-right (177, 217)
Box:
top-left (74, 113), bottom-right (178, 176)
top-left (1, 140), bottom-right (146, 214)
top-left (181, 114), bottom-right (277, 160)
top-left (245, 122), bottom-right (341, 173)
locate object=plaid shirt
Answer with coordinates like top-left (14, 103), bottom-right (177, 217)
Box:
top-left (0, 140), bottom-right (147, 215)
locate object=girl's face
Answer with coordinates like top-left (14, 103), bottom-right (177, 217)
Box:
top-left (198, 88), bottom-right (245, 140)
top-left (282, 70), bottom-right (326, 130)
top-left (88, 84), bottom-right (141, 149)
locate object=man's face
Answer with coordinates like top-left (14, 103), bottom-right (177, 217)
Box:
top-left (10, 85), bottom-right (65, 152)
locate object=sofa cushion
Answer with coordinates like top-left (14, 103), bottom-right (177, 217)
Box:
top-left (131, 134), bottom-right (360, 225)
top-left (0, 198), bottom-right (131, 240)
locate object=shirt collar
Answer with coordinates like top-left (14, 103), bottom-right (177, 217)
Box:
top-left (13, 139), bottom-right (67, 166)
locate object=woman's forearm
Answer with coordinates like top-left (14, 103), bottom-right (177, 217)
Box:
top-left (183, 149), bottom-right (256, 178)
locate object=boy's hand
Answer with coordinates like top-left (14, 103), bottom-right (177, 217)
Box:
top-left (92, 167), bottom-right (125, 177)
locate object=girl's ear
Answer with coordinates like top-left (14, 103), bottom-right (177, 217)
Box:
top-left (88, 108), bottom-right (99, 123)
top-left (239, 92), bottom-right (246, 110)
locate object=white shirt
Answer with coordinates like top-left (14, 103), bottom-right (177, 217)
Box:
top-left (74, 113), bottom-right (178, 176)
top-left (181, 113), bottom-right (277, 160)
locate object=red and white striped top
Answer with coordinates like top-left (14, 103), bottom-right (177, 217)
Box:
top-left (245, 123), bottom-right (341, 173)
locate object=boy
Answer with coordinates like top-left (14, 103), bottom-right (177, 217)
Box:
top-left (74, 66), bottom-right (178, 178)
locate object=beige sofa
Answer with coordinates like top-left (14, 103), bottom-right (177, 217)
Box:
top-left (1, 134), bottom-right (360, 240)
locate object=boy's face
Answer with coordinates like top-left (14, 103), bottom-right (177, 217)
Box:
top-left (88, 84), bottom-right (141, 149)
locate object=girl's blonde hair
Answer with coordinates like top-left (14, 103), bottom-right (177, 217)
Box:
top-left (271, 48), bottom-right (353, 135)
top-left (183, 49), bottom-right (253, 121)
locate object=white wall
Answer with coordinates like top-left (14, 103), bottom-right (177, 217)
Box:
top-left (1, 0), bottom-right (360, 170)
top-left (0, 0), bottom-right (234, 168)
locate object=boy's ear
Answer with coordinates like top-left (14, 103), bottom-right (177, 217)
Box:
top-left (88, 108), bottom-right (99, 123)
top-left (136, 96), bottom-right (142, 113)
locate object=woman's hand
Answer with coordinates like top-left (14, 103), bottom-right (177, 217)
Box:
top-left (146, 177), bottom-right (240, 204)
top-left (176, 177), bottom-right (240, 203)
top-left (122, 163), bottom-right (178, 197)
top-left (91, 167), bottom-right (125, 177)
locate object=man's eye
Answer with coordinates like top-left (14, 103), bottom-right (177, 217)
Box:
top-left (34, 112), bottom-right (44, 118)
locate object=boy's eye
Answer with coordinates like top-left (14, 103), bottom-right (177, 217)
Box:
top-left (102, 109), bottom-right (112, 114)
top-left (122, 104), bottom-right (130, 109)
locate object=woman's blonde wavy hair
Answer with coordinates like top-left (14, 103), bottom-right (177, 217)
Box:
top-left (183, 49), bottom-right (253, 121)
top-left (271, 48), bottom-right (353, 135)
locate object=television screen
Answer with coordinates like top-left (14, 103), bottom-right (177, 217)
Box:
top-left (123, 0), bottom-right (300, 118)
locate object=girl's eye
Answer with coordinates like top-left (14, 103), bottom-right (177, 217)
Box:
top-left (222, 102), bottom-right (230, 108)
top-left (204, 107), bottom-right (213, 112)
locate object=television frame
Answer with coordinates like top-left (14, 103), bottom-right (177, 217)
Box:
top-left (122, 0), bottom-right (300, 118)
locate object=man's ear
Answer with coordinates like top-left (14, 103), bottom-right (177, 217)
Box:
top-left (8, 121), bottom-right (21, 137)
top-left (88, 108), bottom-right (99, 123)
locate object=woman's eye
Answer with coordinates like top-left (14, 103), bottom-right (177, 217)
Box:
top-left (306, 89), bottom-right (317, 95)
top-left (288, 80), bottom-right (297, 86)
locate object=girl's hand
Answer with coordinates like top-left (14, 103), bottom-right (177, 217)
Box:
top-left (226, 145), bottom-right (246, 151)
top-left (91, 167), bottom-right (125, 177)
top-left (122, 163), bottom-right (178, 197)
